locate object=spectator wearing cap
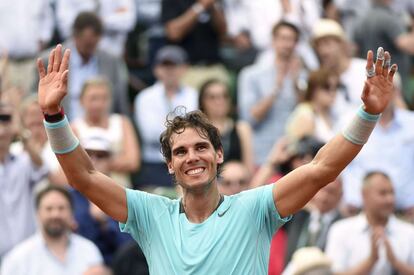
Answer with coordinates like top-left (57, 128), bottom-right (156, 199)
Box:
top-left (161, 0), bottom-right (230, 90)
top-left (311, 19), bottom-right (367, 116)
top-left (70, 130), bottom-right (132, 265)
top-left (238, 21), bottom-right (307, 166)
top-left (71, 77), bottom-right (140, 188)
top-left (133, 45), bottom-right (198, 188)
top-left (282, 247), bottom-right (333, 275)
top-left (352, 0), bottom-right (414, 107)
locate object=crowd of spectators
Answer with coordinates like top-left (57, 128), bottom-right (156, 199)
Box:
top-left (1, 0), bottom-right (414, 274)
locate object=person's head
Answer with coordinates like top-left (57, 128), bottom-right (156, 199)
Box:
top-left (160, 109), bottom-right (224, 191)
top-left (80, 77), bottom-right (112, 120)
top-left (0, 102), bottom-right (14, 153)
top-left (199, 79), bottom-right (232, 119)
top-left (305, 69), bottom-right (339, 109)
top-left (362, 171), bottom-right (395, 221)
top-left (311, 177), bottom-right (343, 214)
top-left (19, 95), bottom-right (46, 141)
top-left (81, 128), bottom-right (112, 175)
top-left (35, 185), bottom-right (74, 239)
top-left (218, 161), bottom-right (250, 195)
top-left (291, 247), bottom-right (333, 275)
top-left (280, 136), bottom-right (324, 174)
top-left (271, 21), bottom-right (300, 60)
top-left (312, 19), bottom-right (347, 70)
top-left (154, 45), bottom-right (188, 89)
top-left (73, 12), bottom-right (103, 61)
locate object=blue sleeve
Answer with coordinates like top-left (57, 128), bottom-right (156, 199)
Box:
top-left (119, 189), bottom-right (170, 251)
top-left (238, 184), bottom-right (291, 236)
top-left (237, 66), bottom-right (260, 126)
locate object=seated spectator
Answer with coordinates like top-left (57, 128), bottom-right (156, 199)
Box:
top-left (0, 185), bottom-right (103, 275)
top-left (56, 0), bottom-right (136, 57)
top-left (161, 0), bottom-right (230, 89)
top-left (284, 178), bottom-right (343, 266)
top-left (311, 19), bottom-right (366, 115)
top-left (238, 21), bottom-right (306, 166)
top-left (341, 74), bottom-right (414, 215)
top-left (218, 161), bottom-right (251, 196)
top-left (111, 242), bottom-right (149, 275)
top-left (70, 130), bottom-right (132, 265)
top-left (72, 77), bottom-right (140, 188)
top-left (283, 247), bottom-right (333, 275)
top-left (40, 12), bottom-right (129, 120)
top-left (326, 171), bottom-right (414, 275)
top-left (133, 45), bottom-right (198, 188)
top-left (286, 68), bottom-right (339, 143)
top-left (10, 95), bottom-right (65, 185)
top-left (199, 79), bottom-right (254, 172)
top-left (0, 102), bottom-right (48, 260)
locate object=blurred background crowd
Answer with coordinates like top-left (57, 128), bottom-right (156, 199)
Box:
top-left (1, 0), bottom-right (414, 274)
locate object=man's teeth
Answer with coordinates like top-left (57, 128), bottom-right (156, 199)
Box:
top-left (187, 168), bottom-right (204, 175)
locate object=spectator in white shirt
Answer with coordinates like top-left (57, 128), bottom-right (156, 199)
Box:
top-left (0, 185), bottom-right (103, 275)
top-left (325, 171), bottom-right (414, 275)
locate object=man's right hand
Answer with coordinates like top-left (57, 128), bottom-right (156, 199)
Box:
top-left (36, 44), bottom-right (70, 114)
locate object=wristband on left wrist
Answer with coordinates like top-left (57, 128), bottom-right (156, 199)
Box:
top-left (44, 107), bottom-right (65, 123)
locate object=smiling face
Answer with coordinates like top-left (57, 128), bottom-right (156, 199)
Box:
top-left (167, 127), bottom-right (223, 192)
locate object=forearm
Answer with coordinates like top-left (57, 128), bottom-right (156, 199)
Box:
top-left (165, 6), bottom-right (200, 42)
top-left (392, 259), bottom-right (414, 275)
top-left (211, 5), bottom-right (227, 38)
top-left (250, 93), bottom-right (277, 122)
top-left (335, 257), bottom-right (376, 275)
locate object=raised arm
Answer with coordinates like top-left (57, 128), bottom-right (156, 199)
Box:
top-left (273, 47), bottom-right (397, 218)
top-left (37, 45), bottom-right (127, 223)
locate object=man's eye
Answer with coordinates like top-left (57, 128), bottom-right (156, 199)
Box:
top-left (197, 146), bottom-right (206, 151)
top-left (175, 150), bottom-right (185, 155)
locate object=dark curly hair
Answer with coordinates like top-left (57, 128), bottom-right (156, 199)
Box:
top-left (160, 107), bottom-right (223, 174)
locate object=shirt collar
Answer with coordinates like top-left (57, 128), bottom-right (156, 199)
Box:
top-left (70, 43), bottom-right (97, 67)
top-left (357, 213), bottom-right (396, 234)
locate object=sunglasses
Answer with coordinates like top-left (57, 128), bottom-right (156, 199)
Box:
top-left (0, 114), bottom-right (12, 122)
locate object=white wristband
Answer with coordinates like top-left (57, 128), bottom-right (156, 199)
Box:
top-left (342, 106), bottom-right (380, 145)
top-left (44, 115), bottom-right (80, 154)
top-left (192, 3), bottom-right (205, 15)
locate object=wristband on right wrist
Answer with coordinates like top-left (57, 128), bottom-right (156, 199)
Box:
top-left (342, 105), bottom-right (380, 145)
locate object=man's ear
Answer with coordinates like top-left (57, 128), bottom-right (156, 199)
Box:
top-left (167, 162), bottom-right (174, 174)
top-left (216, 147), bottom-right (224, 165)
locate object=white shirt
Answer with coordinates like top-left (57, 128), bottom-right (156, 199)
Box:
top-left (0, 233), bottom-right (103, 275)
top-left (342, 108), bottom-right (414, 209)
top-left (0, 153), bottom-right (48, 258)
top-left (326, 214), bottom-right (414, 275)
top-left (224, 0), bottom-right (320, 50)
top-left (56, 0), bottom-right (136, 56)
top-left (134, 82), bottom-right (198, 163)
top-left (0, 0), bottom-right (53, 58)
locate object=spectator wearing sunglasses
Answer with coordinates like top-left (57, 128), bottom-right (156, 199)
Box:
top-left (0, 102), bottom-right (48, 260)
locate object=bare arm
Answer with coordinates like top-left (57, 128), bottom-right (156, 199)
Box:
top-left (272, 48), bottom-right (397, 217)
top-left (236, 121), bottom-right (254, 174)
top-left (37, 45), bottom-right (127, 223)
top-left (109, 116), bottom-right (141, 173)
top-left (395, 32), bottom-right (414, 55)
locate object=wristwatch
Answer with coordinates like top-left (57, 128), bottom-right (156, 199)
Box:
top-left (191, 3), bottom-right (205, 15)
top-left (44, 107), bottom-right (65, 123)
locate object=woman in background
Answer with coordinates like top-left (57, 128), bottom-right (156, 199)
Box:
top-left (199, 79), bottom-right (254, 173)
top-left (71, 77), bottom-right (140, 188)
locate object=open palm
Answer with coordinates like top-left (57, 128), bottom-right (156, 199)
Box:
top-left (37, 44), bottom-right (70, 114)
top-left (361, 48), bottom-right (397, 114)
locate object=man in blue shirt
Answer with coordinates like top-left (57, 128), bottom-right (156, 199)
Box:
top-left (36, 44), bottom-right (397, 274)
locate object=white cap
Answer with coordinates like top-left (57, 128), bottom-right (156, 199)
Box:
top-left (312, 19), bottom-right (346, 43)
top-left (291, 247), bottom-right (332, 275)
top-left (81, 128), bottom-right (112, 152)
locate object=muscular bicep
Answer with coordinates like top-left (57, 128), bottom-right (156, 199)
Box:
top-left (272, 164), bottom-right (321, 217)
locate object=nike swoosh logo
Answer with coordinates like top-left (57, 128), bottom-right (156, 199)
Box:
top-left (218, 207), bottom-right (230, 217)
